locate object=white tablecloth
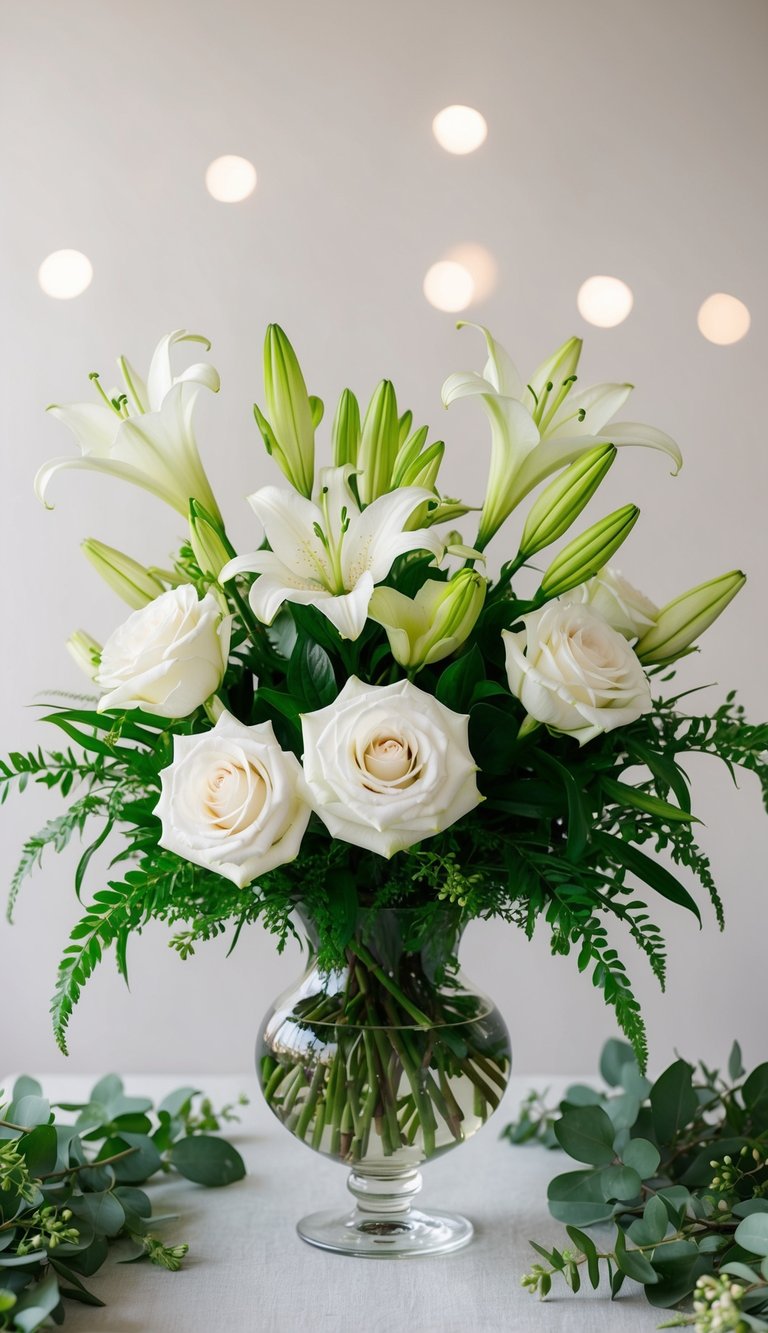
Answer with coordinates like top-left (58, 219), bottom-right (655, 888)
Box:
top-left (4, 1074), bottom-right (663, 1333)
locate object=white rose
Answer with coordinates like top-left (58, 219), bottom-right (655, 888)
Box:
top-left (96, 585), bottom-right (230, 718)
top-left (564, 566), bottom-right (658, 639)
top-left (156, 711), bottom-right (311, 886)
top-left (502, 601), bottom-right (652, 746)
top-left (301, 677), bottom-right (482, 858)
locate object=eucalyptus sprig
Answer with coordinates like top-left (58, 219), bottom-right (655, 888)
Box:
top-left (506, 1039), bottom-right (768, 1329)
top-left (0, 1074), bottom-right (246, 1331)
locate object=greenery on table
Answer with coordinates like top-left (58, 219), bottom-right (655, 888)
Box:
top-left (506, 1038), bottom-right (768, 1329)
top-left (0, 1074), bottom-right (246, 1331)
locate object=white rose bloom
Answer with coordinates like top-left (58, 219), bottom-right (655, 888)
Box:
top-left (565, 566), bottom-right (658, 639)
top-left (96, 585), bottom-right (230, 718)
top-left (301, 677), bottom-right (482, 858)
top-left (156, 712), bottom-right (311, 886)
top-left (502, 601), bottom-right (652, 746)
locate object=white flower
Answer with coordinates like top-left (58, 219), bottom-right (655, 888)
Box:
top-left (96, 586), bottom-right (230, 718)
top-left (564, 566), bottom-right (659, 639)
top-left (35, 331), bottom-right (221, 520)
top-left (221, 465), bottom-right (443, 642)
top-left (155, 712), bottom-right (310, 886)
top-left (301, 677), bottom-right (482, 857)
top-left (502, 601), bottom-right (652, 745)
top-left (442, 323), bottom-right (682, 546)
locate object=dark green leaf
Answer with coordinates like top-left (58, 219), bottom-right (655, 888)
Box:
top-left (435, 646), bottom-right (485, 712)
top-left (735, 1214), bottom-right (768, 1257)
top-left (600, 1039), bottom-right (636, 1087)
top-left (547, 1169), bottom-right (614, 1226)
top-left (169, 1135), bottom-right (246, 1187)
top-left (69, 1191), bottom-right (125, 1238)
top-left (287, 637), bottom-right (337, 710)
top-left (601, 776), bottom-right (697, 823)
top-left (593, 832), bottom-right (702, 923)
top-left (554, 1106), bottom-right (617, 1165)
top-left (19, 1126), bottom-right (58, 1179)
top-left (729, 1040), bottom-right (745, 1081)
top-left (601, 1164), bottom-right (642, 1202)
top-left (622, 1137), bottom-right (660, 1179)
top-left (650, 1059), bottom-right (698, 1143)
top-left (743, 1064), bottom-right (768, 1122)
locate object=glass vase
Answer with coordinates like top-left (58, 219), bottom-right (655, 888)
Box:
top-left (256, 905), bottom-right (511, 1258)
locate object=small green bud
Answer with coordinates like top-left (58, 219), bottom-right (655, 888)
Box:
top-left (66, 629), bottom-right (102, 680)
top-left (635, 570), bottom-right (746, 665)
top-left (391, 425), bottom-right (430, 487)
top-left (261, 324), bottom-right (315, 497)
top-left (82, 538), bottom-right (165, 609)
top-left (331, 388), bottom-right (361, 469)
top-left (188, 500), bottom-right (236, 580)
top-left (519, 444), bottom-right (617, 558)
top-left (357, 379), bottom-right (399, 504)
top-left (539, 504), bottom-right (640, 599)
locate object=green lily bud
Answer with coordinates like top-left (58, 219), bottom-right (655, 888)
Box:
top-left (539, 504), bottom-right (640, 599)
top-left (398, 409), bottom-right (413, 445)
top-left (636, 570), bottom-right (746, 665)
top-left (400, 442), bottom-right (446, 531)
top-left (189, 500), bottom-right (236, 579)
top-left (82, 538), bottom-right (165, 609)
top-left (369, 569), bottom-right (486, 670)
top-left (260, 324), bottom-right (315, 497)
top-left (309, 395), bottom-right (324, 429)
top-left (67, 629), bottom-right (102, 679)
top-left (358, 379), bottom-right (399, 504)
top-left (519, 444), bottom-right (617, 558)
top-left (391, 425), bottom-right (430, 488)
top-left (331, 388), bottom-right (361, 469)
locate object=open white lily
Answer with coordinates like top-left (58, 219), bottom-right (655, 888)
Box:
top-left (221, 466), bottom-right (443, 641)
top-left (35, 331), bottom-right (222, 521)
top-left (442, 324), bottom-right (682, 548)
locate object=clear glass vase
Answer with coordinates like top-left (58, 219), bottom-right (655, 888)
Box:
top-left (256, 905), bottom-right (511, 1257)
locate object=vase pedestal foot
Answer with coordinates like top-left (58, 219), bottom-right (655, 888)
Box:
top-left (296, 1205), bottom-right (474, 1258)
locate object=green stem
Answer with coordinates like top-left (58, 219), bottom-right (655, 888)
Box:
top-left (294, 1064), bottom-right (326, 1141)
top-left (352, 943), bottom-right (432, 1027)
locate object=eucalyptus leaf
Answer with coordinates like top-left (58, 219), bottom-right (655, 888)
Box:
top-left (169, 1135), bottom-right (246, 1187)
top-left (622, 1137), bottom-right (661, 1179)
top-left (554, 1105), bottom-right (617, 1166)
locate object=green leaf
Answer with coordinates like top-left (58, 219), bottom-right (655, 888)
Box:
top-left (11, 1078), bottom-right (42, 1103)
top-left (467, 701), bottom-right (520, 776)
top-left (11, 1273), bottom-right (62, 1333)
top-left (650, 1059), bottom-right (698, 1143)
top-left (97, 1133), bottom-right (162, 1184)
top-left (534, 752), bottom-right (590, 861)
top-left (89, 1074), bottom-right (124, 1109)
top-left (158, 1087), bottom-right (200, 1119)
top-left (592, 832), bottom-right (702, 923)
top-left (8, 1096), bottom-right (51, 1128)
top-left (628, 1195), bottom-right (669, 1246)
top-left (743, 1064), bottom-right (768, 1122)
top-left (19, 1125), bottom-right (58, 1178)
top-left (645, 1240), bottom-right (706, 1308)
top-left (554, 1105), bottom-right (617, 1165)
top-left (601, 776), bottom-right (697, 823)
top-left (599, 1038), bottom-right (636, 1087)
top-left (735, 1213), bottom-right (768, 1257)
top-left (722, 1261), bottom-right (762, 1283)
top-left (614, 1227), bottom-right (658, 1284)
top-left (601, 1164), bottom-right (642, 1202)
top-left (622, 1137), bottom-right (661, 1179)
top-left (70, 1191), bottom-right (125, 1238)
top-left (287, 636), bottom-right (337, 711)
top-left (547, 1169), bottom-right (614, 1226)
top-left (729, 1040), bottom-right (745, 1081)
top-left (435, 645), bottom-right (485, 712)
top-left (169, 1135), bottom-right (246, 1187)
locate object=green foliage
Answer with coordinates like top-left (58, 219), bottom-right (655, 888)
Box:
top-left (508, 1039), bottom-right (768, 1328)
top-left (2, 536), bottom-right (767, 1069)
top-left (0, 1074), bottom-right (246, 1331)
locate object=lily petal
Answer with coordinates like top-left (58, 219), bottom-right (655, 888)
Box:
top-left (146, 331), bottom-right (216, 410)
top-left (247, 486), bottom-right (331, 585)
top-left (46, 402), bottom-right (119, 456)
top-left (526, 336), bottom-right (582, 407)
top-left (312, 572), bottom-right (375, 640)
top-left (441, 370), bottom-right (496, 409)
top-left (34, 453), bottom-right (183, 512)
top-left (547, 382), bottom-right (634, 439)
top-left (455, 322), bottom-right (525, 398)
top-left (343, 486), bottom-right (441, 585)
top-left (601, 422), bottom-right (683, 473)
top-left (506, 421), bottom-right (682, 512)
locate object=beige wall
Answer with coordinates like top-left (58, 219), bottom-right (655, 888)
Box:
top-left (1, 0), bottom-right (766, 1077)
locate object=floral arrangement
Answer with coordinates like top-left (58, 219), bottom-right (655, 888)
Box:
top-left (4, 323), bottom-right (766, 1077)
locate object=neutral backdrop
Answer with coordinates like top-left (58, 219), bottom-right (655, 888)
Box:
top-left (1, 0), bottom-right (766, 1079)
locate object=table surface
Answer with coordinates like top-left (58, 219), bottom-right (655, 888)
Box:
top-left (3, 1073), bottom-right (666, 1333)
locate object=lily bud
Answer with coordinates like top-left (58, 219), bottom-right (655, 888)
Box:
top-left (331, 388), bottom-right (361, 469)
top-left (369, 569), bottom-right (486, 670)
top-left (391, 426), bottom-right (430, 488)
top-left (82, 538), bottom-right (165, 609)
top-left (539, 504), bottom-right (640, 599)
top-left (398, 409), bottom-right (413, 445)
top-left (357, 379), bottom-right (399, 504)
top-left (519, 444), bottom-right (617, 558)
top-left (260, 324), bottom-right (315, 497)
top-left (67, 629), bottom-right (102, 680)
top-left (189, 500), bottom-right (236, 579)
top-left (635, 570), bottom-right (746, 665)
top-left (400, 442), bottom-right (446, 530)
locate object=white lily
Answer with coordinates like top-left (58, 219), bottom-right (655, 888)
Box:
top-left (221, 466), bottom-right (443, 641)
top-left (442, 324), bottom-right (682, 548)
top-left (35, 331), bottom-right (222, 521)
